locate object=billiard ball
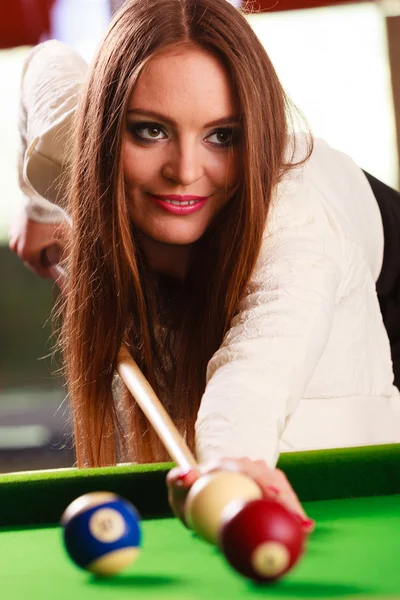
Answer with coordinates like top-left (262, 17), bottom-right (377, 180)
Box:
top-left (61, 492), bottom-right (142, 576)
top-left (219, 498), bottom-right (305, 582)
top-left (184, 471), bottom-right (262, 544)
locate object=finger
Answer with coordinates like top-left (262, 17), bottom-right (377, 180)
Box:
top-left (224, 460), bottom-right (314, 532)
top-left (266, 470), bottom-right (315, 532)
top-left (41, 246), bottom-right (67, 289)
top-left (271, 469), bottom-right (304, 511)
top-left (166, 467), bottom-right (198, 489)
top-left (44, 243), bottom-right (62, 266)
top-left (23, 258), bottom-right (54, 279)
top-left (9, 238), bottom-right (17, 254)
top-left (197, 459), bottom-right (315, 534)
top-left (12, 237), bottom-right (61, 278)
top-left (166, 468), bottom-right (199, 526)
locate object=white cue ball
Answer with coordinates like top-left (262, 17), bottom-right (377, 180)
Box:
top-left (184, 471), bottom-right (262, 545)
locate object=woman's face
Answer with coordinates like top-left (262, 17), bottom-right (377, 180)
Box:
top-left (122, 44), bottom-right (240, 248)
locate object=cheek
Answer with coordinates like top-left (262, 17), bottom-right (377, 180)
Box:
top-left (213, 150), bottom-right (240, 191)
top-left (122, 143), bottom-right (136, 187)
top-left (229, 151), bottom-right (241, 186)
top-left (122, 142), bottom-right (154, 188)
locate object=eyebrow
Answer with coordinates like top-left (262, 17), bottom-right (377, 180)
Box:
top-left (127, 108), bottom-right (239, 128)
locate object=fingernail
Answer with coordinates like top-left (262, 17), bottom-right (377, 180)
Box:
top-left (291, 513), bottom-right (315, 530)
top-left (176, 469), bottom-right (194, 486)
top-left (301, 517), bottom-right (315, 531)
top-left (266, 485), bottom-right (280, 496)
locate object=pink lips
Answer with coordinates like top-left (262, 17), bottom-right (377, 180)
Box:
top-left (155, 194), bottom-right (207, 201)
top-left (149, 193), bottom-right (208, 215)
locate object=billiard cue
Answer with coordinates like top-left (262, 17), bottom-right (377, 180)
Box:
top-left (116, 345), bottom-right (197, 471)
top-left (42, 249), bottom-right (198, 472)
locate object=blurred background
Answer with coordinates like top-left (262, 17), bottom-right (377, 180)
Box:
top-left (0, 0), bottom-right (399, 473)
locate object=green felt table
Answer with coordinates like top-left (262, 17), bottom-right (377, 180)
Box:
top-left (1, 445), bottom-right (400, 600)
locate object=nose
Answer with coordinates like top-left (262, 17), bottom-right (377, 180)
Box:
top-left (161, 138), bottom-right (204, 186)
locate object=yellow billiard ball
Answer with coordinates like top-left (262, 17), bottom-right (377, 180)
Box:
top-left (184, 471), bottom-right (262, 544)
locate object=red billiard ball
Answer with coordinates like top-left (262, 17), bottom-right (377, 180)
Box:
top-left (219, 498), bottom-right (306, 582)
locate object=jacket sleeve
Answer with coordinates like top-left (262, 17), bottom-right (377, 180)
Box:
top-left (18, 40), bottom-right (87, 222)
top-left (195, 180), bottom-right (342, 467)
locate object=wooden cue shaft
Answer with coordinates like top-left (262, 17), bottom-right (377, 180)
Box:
top-left (117, 345), bottom-right (197, 470)
top-left (46, 256), bottom-right (197, 471)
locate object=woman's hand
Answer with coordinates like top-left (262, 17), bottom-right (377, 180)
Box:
top-left (9, 210), bottom-right (67, 277)
top-left (167, 457), bottom-right (315, 533)
top-left (166, 466), bottom-right (199, 526)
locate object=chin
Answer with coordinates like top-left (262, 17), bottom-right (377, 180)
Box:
top-left (149, 226), bottom-right (209, 246)
top-left (156, 234), bottom-right (203, 246)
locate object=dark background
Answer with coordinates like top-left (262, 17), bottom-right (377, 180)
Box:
top-left (0, 247), bottom-right (74, 473)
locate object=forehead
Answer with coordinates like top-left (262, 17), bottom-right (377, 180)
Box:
top-left (128, 45), bottom-right (234, 121)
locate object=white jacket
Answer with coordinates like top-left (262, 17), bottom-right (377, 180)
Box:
top-left (19, 40), bottom-right (86, 222)
top-left (196, 136), bottom-right (400, 466)
top-left (21, 43), bottom-right (400, 468)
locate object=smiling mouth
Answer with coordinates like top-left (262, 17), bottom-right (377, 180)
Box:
top-left (149, 193), bottom-right (208, 214)
top-left (152, 194), bottom-right (208, 205)
top-left (162, 198), bottom-right (201, 206)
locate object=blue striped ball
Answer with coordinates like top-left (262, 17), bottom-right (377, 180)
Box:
top-left (61, 492), bottom-right (142, 576)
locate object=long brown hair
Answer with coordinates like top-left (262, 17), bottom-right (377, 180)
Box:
top-left (61, 0), bottom-right (311, 467)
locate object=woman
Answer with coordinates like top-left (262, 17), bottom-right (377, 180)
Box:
top-left (10, 0), bottom-right (400, 529)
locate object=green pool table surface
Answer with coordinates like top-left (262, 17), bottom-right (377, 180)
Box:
top-left (1, 445), bottom-right (400, 600)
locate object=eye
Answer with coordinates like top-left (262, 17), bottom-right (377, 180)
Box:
top-left (127, 122), bottom-right (168, 142)
top-left (205, 128), bottom-right (240, 148)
